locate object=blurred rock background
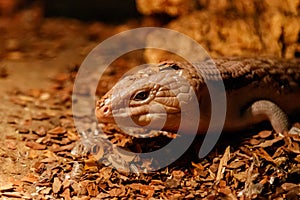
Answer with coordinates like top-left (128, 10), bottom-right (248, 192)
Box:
top-left (0, 0), bottom-right (299, 61)
top-left (136, 0), bottom-right (300, 61)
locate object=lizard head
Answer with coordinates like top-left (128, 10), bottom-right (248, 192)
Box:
top-left (95, 61), bottom-right (201, 134)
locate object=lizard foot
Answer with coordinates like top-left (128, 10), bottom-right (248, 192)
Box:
top-left (244, 100), bottom-right (290, 133)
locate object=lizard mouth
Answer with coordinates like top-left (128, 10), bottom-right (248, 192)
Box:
top-left (95, 102), bottom-right (167, 128)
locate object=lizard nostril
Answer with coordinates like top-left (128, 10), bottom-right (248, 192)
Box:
top-left (103, 106), bottom-right (109, 114)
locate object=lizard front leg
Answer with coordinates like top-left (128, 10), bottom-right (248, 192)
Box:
top-left (242, 100), bottom-right (290, 133)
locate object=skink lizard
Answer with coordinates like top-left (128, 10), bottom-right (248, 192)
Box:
top-left (95, 57), bottom-right (300, 137)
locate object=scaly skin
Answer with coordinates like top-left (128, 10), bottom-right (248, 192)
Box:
top-left (96, 57), bottom-right (300, 137)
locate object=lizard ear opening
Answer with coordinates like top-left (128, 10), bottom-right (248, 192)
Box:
top-left (132, 90), bottom-right (150, 101)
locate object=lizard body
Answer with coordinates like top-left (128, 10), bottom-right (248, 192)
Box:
top-left (96, 57), bottom-right (300, 137)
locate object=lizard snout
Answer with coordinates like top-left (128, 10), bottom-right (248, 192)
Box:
top-left (95, 99), bottom-right (115, 123)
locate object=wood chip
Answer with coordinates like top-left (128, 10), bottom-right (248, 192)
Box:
top-left (33, 126), bottom-right (47, 136)
top-left (255, 148), bottom-right (275, 163)
top-left (21, 174), bottom-right (38, 183)
top-left (286, 141), bottom-right (300, 154)
top-left (50, 143), bottom-right (76, 152)
top-left (52, 177), bottom-right (62, 194)
top-left (1, 192), bottom-right (23, 198)
top-left (40, 187), bottom-right (51, 195)
top-left (32, 113), bottom-right (51, 120)
top-left (40, 92), bottom-right (50, 101)
top-left (61, 188), bottom-right (71, 200)
top-left (48, 126), bottom-right (67, 135)
top-left (258, 130), bottom-right (272, 138)
top-left (219, 187), bottom-right (232, 195)
top-left (233, 172), bottom-right (247, 182)
top-left (25, 141), bottom-right (47, 150)
top-left (6, 140), bottom-right (17, 150)
top-left (249, 138), bottom-right (260, 145)
top-left (40, 157), bottom-right (58, 163)
top-left (281, 182), bottom-right (298, 191)
top-left (0, 183), bottom-right (14, 191)
top-left (254, 136), bottom-right (284, 148)
top-left (86, 182), bottom-right (99, 197)
top-left (227, 161), bottom-right (245, 169)
top-left (17, 128), bottom-right (30, 134)
top-left (22, 134), bottom-right (39, 140)
top-left (294, 155), bottom-right (300, 163)
top-left (129, 183), bottom-right (154, 197)
top-left (172, 170), bottom-right (185, 179)
top-left (0, 66), bottom-right (8, 78)
top-left (216, 146), bottom-right (231, 182)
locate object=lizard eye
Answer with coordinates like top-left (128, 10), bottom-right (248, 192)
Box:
top-left (132, 90), bottom-right (150, 101)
